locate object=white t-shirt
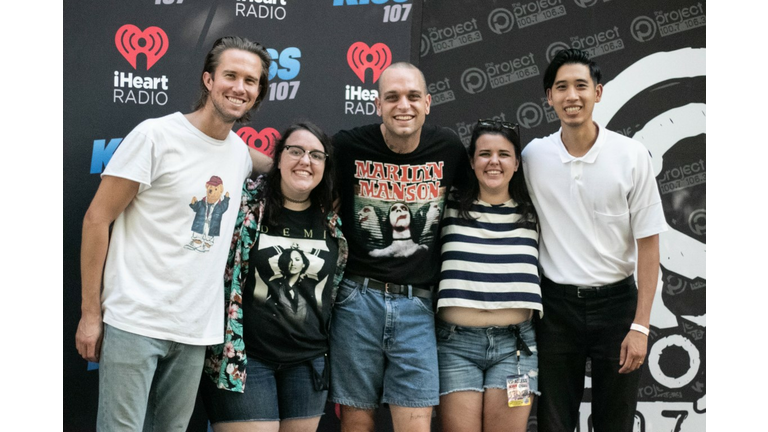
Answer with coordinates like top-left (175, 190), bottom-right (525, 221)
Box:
top-left (101, 112), bottom-right (252, 345)
top-left (522, 122), bottom-right (667, 286)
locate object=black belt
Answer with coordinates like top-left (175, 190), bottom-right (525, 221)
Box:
top-left (345, 274), bottom-right (434, 300)
top-left (542, 275), bottom-right (634, 299)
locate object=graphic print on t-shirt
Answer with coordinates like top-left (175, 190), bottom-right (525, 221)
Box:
top-left (184, 175), bottom-right (230, 253)
top-left (251, 234), bottom-right (331, 324)
top-left (353, 160), bottom-right (446, 258)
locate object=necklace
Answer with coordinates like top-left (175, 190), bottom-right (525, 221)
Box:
top-left (284, 195), bottom-right (310, 204)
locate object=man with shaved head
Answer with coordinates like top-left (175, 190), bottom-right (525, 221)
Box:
top-left (330, 62), bottom-right (469, 431)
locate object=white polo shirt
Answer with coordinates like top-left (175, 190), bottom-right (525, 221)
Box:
top-left (522, 122), bottom-right (667, 286)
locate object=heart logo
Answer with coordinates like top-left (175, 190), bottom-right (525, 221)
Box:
top-left (237, 127), bottom-right (281, 158)
top-left (115, 24), bottom-right (169, 70)
top-left (347, 42), bottom-right (392, 83)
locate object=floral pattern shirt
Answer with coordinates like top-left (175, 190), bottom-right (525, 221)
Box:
top-left (203, 176), bottom-right (348, 392)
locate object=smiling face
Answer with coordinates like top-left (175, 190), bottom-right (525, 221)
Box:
top-left (375, 66), bottom-right (431, 143)
top-left (279, 129), bottom-right (326, 201)
top-left (203, 48), bottom-right (263, 124)
top-left (546, 63), bottom-right (602, 130)
top-left (471, 133), bottom-right (518, 202)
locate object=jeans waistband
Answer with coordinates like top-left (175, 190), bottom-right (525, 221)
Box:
top-left (436, 317), bottom-right (534, 334)
top-left (436, 319), bottom-right (533, 356)
top-left (345, 273), bottom-right (434, 300)
top-left (542, 275), bottom-right (635, 299)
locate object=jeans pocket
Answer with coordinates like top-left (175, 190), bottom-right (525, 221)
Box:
top-left (412, 296), bottom-right (435, 315)
top-left (334, 279), bottom-right (359, 306)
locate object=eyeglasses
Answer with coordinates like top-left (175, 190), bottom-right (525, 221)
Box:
top-left (283, 145), bottom-right (328, 163)
top-left (477, 119), bottom-right (519, 133)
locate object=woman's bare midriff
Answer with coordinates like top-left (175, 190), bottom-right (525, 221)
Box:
top-left (437, 306), bottom-right (533, 327)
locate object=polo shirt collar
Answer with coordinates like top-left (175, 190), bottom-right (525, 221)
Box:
top-left (556, 121), bottom-right (606, 164)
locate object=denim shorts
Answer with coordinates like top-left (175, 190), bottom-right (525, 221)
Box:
top-left (329, 277), bottom-right (439, 408)
top-left (436, 318), bottom-right (540, 396)
top-left (199, 355), bottom-right (328, 422)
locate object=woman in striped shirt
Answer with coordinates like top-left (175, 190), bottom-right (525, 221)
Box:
top-left (436, 119), bottom-right (542, 432)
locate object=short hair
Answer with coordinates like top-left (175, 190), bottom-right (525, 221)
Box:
top-left (542, 48), bottom-right (602, 93)
top-left (378, 62), bottom-right (428, 94)
top-left (193, 36), bottom-right (271, 123)
top-left (457, 121), bottom-right (537, 224)
top-left (262, 122), bottom-right (335, 227)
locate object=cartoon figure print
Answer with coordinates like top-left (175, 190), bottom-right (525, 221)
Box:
top-left (185, 175), bottom-right (230, 253)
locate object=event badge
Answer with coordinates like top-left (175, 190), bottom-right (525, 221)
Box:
top-left (506, 374), bottom-right (531, 407)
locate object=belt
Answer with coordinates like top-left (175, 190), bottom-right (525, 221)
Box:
top-left (543, 275), bottom-right (635, 299)
top-left (345, 274), bottom-right (434, 300)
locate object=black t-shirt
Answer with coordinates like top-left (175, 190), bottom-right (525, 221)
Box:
top-left (243, 205), bottom-right (338, 364)
top-left (333, 123), bottom-right (469, 286)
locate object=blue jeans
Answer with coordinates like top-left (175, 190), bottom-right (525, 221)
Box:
top-left (200, 355), bottom-right (328, 422)
top-left (436, 318), bottom-right (539, 396)
top-left (97, 324), bottom-right (205, 431)
top-left (536, 277), bottom-right (640, 432)
top-left (329, 277), bottom-right (439, 408)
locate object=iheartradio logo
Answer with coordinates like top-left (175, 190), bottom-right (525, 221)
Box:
top-left (237, 127), bottom-right (281, 158)
top-left (347, 42), bottom-right (392, 83)
top-left (115, 24), bottom-right (169, 70)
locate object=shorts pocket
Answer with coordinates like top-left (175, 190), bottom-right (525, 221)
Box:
top-left (435, 323), bottom-right (454, 342)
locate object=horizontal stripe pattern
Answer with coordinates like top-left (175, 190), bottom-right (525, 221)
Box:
top-left (437, 198), bottom-right (542, 313)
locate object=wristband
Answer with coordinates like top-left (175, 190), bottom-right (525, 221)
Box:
top-left (630, 323), bottom-right (650, 336)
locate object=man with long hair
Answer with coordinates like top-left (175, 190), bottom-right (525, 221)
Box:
top-left (75, 36), bottom-right (272, 430)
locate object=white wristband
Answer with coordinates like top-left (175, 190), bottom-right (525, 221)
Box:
top-left (630, 323), bottom-right (650, 336)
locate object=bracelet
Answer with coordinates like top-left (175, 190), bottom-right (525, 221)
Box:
top-left (630, 323), bottom-right (650, 336)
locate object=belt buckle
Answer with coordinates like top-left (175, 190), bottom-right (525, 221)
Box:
top-left (384, 282), bottom-right (391, 294)
top-left (576, 286), bottom-right (596, 298)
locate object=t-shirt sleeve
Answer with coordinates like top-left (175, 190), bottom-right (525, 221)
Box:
top-left (101, 121), bottom-right (158, 192)
top-left (442, 127), bottom-right (471, 190)
top-left (629, 145), bottom-right (668, 239)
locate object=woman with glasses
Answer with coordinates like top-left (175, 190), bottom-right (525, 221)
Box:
top-left (200, 122), bottom-right (347, 432)
top-left (436, 119), bottom-right (542, 432)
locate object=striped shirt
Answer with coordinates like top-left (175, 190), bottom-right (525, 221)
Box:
top-left (437, 198), bottom-right (543, 316)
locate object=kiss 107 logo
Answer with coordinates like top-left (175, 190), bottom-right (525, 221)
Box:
top-left (266, 47), bottom-right (301, 102)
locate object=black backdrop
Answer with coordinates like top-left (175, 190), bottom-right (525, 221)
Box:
top-left (63, 1), bottom-right (705, 430)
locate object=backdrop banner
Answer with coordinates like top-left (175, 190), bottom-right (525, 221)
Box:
top-left (63, 1), bottom-right (705, 431)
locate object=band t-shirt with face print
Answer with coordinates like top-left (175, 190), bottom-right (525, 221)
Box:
top-left (243, 205), bottom-right (338, 364)
top-left (334, 124), bottom-right (469, 287)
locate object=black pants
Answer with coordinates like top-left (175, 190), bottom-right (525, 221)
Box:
top-left (536, 276), bottom-right (641, 432)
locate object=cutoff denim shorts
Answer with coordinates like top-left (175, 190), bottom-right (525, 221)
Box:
top-left (329, 277), bottom-right (440, 408)
top-left (436, 318), bottom-right (540, 396)
top-left (199, 355), bottom-right (328, 423)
